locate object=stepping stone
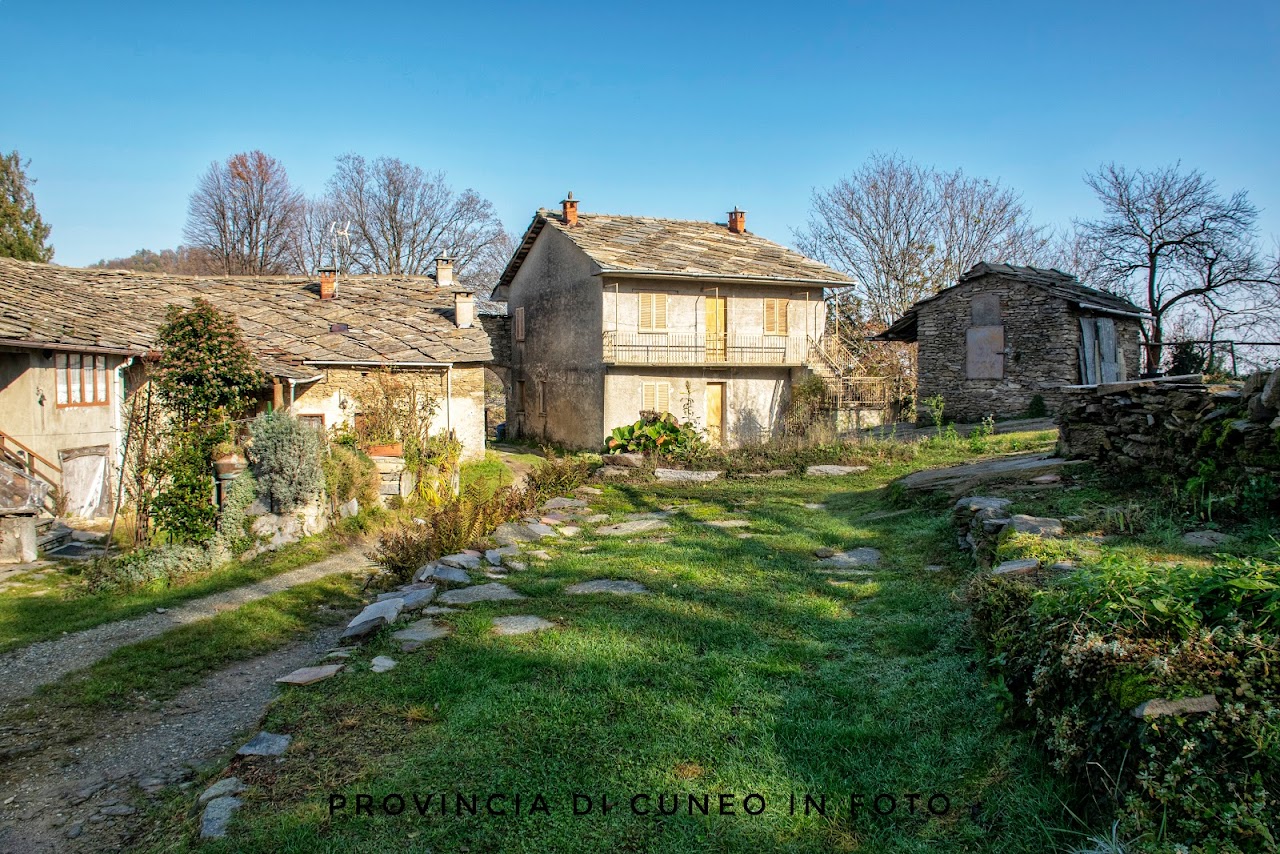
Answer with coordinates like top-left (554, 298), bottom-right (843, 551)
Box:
top-left (492, 615), bottom-right (555, 635)
top-left (341, 598), bottom-right (403, 639)
top-left (236, 732), bottom-right (291, 757)
top-left (370, 656), bottom-right (397, 673)
top-left (493, 522), bottom-right (551, 545)
top-left (1132, 694), bottom-right (1220, 719)
top-left (325, 650), bottom-right (352, 660)
top-left (821, 568), bottom-right (874, 577)
top-left (558, 526), bottom-right (581, 537)
top-left (607, 452), bottom-right (645, 467)
top-left (439, 553), bottom-right (483, 570)
top-left (401, 585), bottom-right (438, 609)
top-left (1007, 515), bottom-right (1064, 537)
top-left (806, 465), bottom-right (868, 476)
top-left (528, 549), bottom-right (553, 561)
top-left (543, 497), bottom-right (588, 510)
top-left (626, 511), bottom-right (673, 520)
top-left (597, 519), bottom-right (669, 536)
top-left (821, 548), bottom-right (882, 567)
top-left (803, 503), bottom-right (826, 511)
top-left (575, 486), bottom-right (603, 496)
top-left (541, 513), bottom-right (574, 523)
top-left (422, 605), bottom-right (459, 615)
top-left (428, 565), bottom-right (472, 584)
top-left (393, 619), bottom-right (452, 651)
top-left (198, 777), bottom-right (246, 805)
top-left (597, 466), bottom-right (633, 479)
top-left (703, 519), bottom-right (749, 528)
top-left (504, 561), bottom-right (528, 572)
top-left (438, 583), bottom-right (526, 605)
top-left (275, 664), bottom-right (343, 686)
top-left (200, 796), bottom-right (242, 839)
top-left (737, 533), bottom-right (753, 539)
top-left (655, 468), bottom-right (721, 482)
top-left (565, 579), bottom-right (649, 596)
top-left (1183, 530), bottom-right (1231, 547)
top-left (486, 546), bottom-right (518, 565)
top-left (583, 514), bottom-right (610, 524)
top-left (484, 569), bottom-right (509, 579)
top-left (528, 523), bottom-right (559, 538)
top-left (462, 549), bottom-right (484, 557)
top-left (992, 558), bottom-right (1040, 576)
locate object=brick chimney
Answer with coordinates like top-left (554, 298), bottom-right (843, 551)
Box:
top-left (728, 207), bottom-right (746, 234)
top-left (318, 266), bottom-right (337, 299)
top-left (561, 191), bottom-right (579, 227)
top-left (435, 252), bottom-right (454, 288)
top-left (454, 289), bottom-right (475, 329)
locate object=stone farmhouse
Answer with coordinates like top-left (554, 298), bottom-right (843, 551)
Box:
top-left (878, 263), bottom-right (1147, 422)
top-left (0, 255), bottom-right (491, 522)
top-left (491, 196), bottom-right (853, 449)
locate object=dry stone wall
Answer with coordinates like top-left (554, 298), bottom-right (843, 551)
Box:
top-left (1056, 369), bottom-right (1280, 478)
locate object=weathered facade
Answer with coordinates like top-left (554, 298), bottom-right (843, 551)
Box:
top-left (879, 264), bottom-right (1146, 422)
top-left (493, 198), bottom-right (849, 449)
top-left (0, 256), bottom-right (491, 522)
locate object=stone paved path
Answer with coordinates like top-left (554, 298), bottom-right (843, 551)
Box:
top-left (0, 545), bottom-right (373, 704)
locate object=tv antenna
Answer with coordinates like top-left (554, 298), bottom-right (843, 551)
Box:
top-left (327, 221), bottom-right (351, 273)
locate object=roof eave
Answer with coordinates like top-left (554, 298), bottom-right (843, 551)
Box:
top-left (593, 269), bottom-right (849, 288)
top-left (0, 337), bottom-right (147, 357)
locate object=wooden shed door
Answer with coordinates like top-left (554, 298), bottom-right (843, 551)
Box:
top-left (1079, 317), bottom-right (1121, 384)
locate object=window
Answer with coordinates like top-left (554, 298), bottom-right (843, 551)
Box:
top-left (639, 293), bottom-right (668, 331)
top-left (641, 381), bottom-right (670, 413)
top-left (514, 307), bottom-right (526, 342)
top-left (763, 298), bottom-right (789, 335)
top-left (55, 353), bottom-right (109, 406)
top-left (516, 380), bottom-right (526, 412)
top-left (297, 414), bottom-right (325, 431)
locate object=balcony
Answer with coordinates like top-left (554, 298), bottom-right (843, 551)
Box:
top-left (602, 331), bottom-right (810, 366)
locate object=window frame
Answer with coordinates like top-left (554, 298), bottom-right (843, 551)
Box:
top-left (763, 297), bottom-right (789, 336)
top-left (54, 352), bottom-right (110, 408)
top-left (638, 293), bottom-right (669, 332)
top-left (641, 381), bottom-right (671, 414)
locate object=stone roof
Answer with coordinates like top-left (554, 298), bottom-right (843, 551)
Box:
top-left (495, 208), bottom-right (852, 293)
top-left (878, 263), bottom-right (1147, 342)
top-left (0, 257), bottom-right (492, 379)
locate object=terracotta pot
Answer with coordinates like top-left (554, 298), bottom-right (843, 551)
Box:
top-left (213, 454), bottom-right (247, 477)
top-left (367, 442), bottom-right (404, 457)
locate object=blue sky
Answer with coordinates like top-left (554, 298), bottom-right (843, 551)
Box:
top-left (5, 0), bottom-right (1278, 267)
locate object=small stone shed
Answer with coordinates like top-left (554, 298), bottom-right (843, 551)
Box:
top-left (878, 263), bottom-right (1147, 421)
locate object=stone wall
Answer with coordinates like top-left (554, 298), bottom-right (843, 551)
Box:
top-left (916, 276), bottom-right (1143, 423)
top-left (1057, 370), bottom-right (1280, 477)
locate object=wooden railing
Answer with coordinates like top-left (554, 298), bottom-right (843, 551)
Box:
top-left (0, 430), bottom-right (60, 514)
top-left (603, 332), bottom-right (809, 366)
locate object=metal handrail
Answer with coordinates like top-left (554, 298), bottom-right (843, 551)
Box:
top-left (603, 331), bottom-right (809, 366)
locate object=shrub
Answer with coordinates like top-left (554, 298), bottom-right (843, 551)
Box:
top-left (784, 374), bottom-right (830, 436)
top-left (606, 412), bottom-right (704, 456)
top-left (968, 556), bottom-right (1280, 851)
top-left (1027, 394), bottom-right (1049, 419)
top-left (150, 430), bottom-right (218, 544)
top-left (84, 543), bottom-right (212, 593)
top-left (370, 520), bottom-right (437, 582)
top-left (967, 413), bottom-right (996, 453)
top-left (323, 444), bottom-right (380, 509)
top-left (151, 298), bottom-right (263, 428)
top-left (527, 449), bottom-right (593, 497)
top-left (210, 470), bottom-right (259, 562)
top-left (248, 412), bottom-right (324, 512)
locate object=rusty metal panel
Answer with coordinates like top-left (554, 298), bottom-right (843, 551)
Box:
top-left (966, 325), bottom-right (1004, 379)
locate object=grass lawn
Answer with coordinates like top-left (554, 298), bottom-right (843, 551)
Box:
top-left (0, 535), bottom-right (350, 654)
top-left (145, 431), bottom-right (1093, 852)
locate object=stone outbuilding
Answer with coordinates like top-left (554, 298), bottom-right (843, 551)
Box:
top-left (878, 263), bottom-right (1147, 421)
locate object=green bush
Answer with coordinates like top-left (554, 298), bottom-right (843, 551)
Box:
top-left (1027, 394), bottom-right (1048, 418)
top-left (526, 449), bottom-right (593, 497)
top-left (211, 469), bottom-right (259, 561)
top-left (323, 444), bottom-right (380, 509)
top-left (150, 430), bottom-right (218, 544)
top-left (606, 412), bottom-right (704, 455)
top-left (969, 555), bottom-right (1280, 851)
top-left (248, 412), bottom-right (324, 512)
top-left (84, 544), bottom-right (212, 593)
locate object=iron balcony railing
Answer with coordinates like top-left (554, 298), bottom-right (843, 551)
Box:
top-left (602, 331), bottom-right (810, 366)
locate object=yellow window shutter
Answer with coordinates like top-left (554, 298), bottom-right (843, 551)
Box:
top-left (654, 294), bottom-right (668, 329)
top-left (639, 294), bottom-right (653, 330)
top-left (765, 298), bottom-right (788, 335)
top-left (657, 383), bottom-right (670, 413)
top-left (642, 382), bottom-right (655, 411)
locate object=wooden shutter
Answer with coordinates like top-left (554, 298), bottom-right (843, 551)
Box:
top-left (764, 298), bottom-right (788, 335)
top-left (641, 382), bottom-right (670, 413)
top-left (514, 307), bottom-right (526, 341)
top-left (656, 383), bottom-right (670, 413)
top-left (639, 294), bottom-right (668, 331)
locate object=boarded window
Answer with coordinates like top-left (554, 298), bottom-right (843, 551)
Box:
top-left (641, 381), bottom-right (670, 413)
top-left (297, 414), bottom-right (325, 431)
top-left (514, 307), bottom-right (526, 341)
top-left (971, 294), bottom-right (1001, 326)
top-left (55, 353), bottom-right (109, 406)
top-left (639, 293), bottom-right (668, 331)
top-left (516, 380), bottom-right (526, 412)
top-left (966, 326), bottom-right (1005, 379)
top-left (764, 298), bottom-right (789, 335)
top-left (1079, 317), bottom-right (1123, 384)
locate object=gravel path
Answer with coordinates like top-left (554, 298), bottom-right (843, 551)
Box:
top-left (0, 624), bottom-right (348, 853)
top-left (0, 545), bottom-right (373, 704)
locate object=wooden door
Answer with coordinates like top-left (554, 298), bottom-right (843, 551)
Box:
top-left (705, 297), bottom-right (726, 362)
top-left (705, 382), bottom-right (725, 446)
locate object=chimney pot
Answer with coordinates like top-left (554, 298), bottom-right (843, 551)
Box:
top-left (728, 207), bottom-right (746, 234)
top-left (318, 266), bottom-right (337, 299)
top-left (562, 191), bottom-right (579, 227)
top-left (435, 252), bottom-right (454, 289)
top-left (454, 289), bottom-right (475, 329)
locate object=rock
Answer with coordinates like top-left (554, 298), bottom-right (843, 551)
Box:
top-left (427, 566), bottom-right (472, 584)
top-left (955, 496), bottom-right (1014, 515)
top-left (596, 466), bottom-right (634, 479)
top-left (99, 805), bottom-right (136, 816)
top-left (558, 526), bottom-right (581, 537)
top-left (339, 498), bottom-right (359, 519)
top-left (625, 511), bottom-right (673, 520)
top-left (486, 546), bottom-right (519, 565)
top-left (64, 823), bottom-right (83, 840)
top-left (703, 519), bottom-right (750, 528)
top-left (901, 454), bottom-right (1070, 496)
top-left (325, 650), bottom-right (351, 660)
top-left (275, 664), bottom-right (343, 686)
top-left (924, 565), bottom-right (945, 572)
top-left (992, 558), bottom-right (1040, 576)
top-left (341, 598), bottom-right (403, 639)
top-left (400, 585), bottom-right (438, 609)
top-left (437, 583), bottom-right (525, 605)
top-left (806, 465), bottom-right (869, 476)
top-left (198, 778), bottom-right (246, 805)
top-left (1183, 530), bottom-right (1231, 547)
top-left (236, 732), bottom-right (291, 757)
top-left (542, 497), bottom-right (588, 510)
top-left (822, 568), bottom-right (874, 577)
top-left (492, 615), bottom-right (555, 635)
top-left (1028, 474), bottom-right (1061, 484)
top-left (821, 548), bottom-right (882, 567)
top-left (609, 452), bottom-right (646, 468)
top-left (1262, 369), bottom-right (1280, 409)
top-left (1049, 561), bottom-right (1076, 572)
top-left (583, 514), bottom-right (610, 524)
top-left (439, 553), bottom-right (483, 570)
top-left (504, 561), bottom-right (528, 572)
top-left (564, 579), bottom-right (649, 596)
top-left (493, 522), bottom-right (546, 545)
top-left (422, 605), bottom-right (460, 614)
top-left (767, 469), bottom-right (792, 477)
top-left (596, 519), bottom-right (669, 536)
top-left (803, 503), bottom-right (826, 511)
top-left (370, 656), bottom-right (397, 673)
top-left (392, 619), bottom-right (452, 651)
top-left (575, 486), bottom-right (603, 496)
top-left (529, 549), bottom-right (553, 560)
top-left (654, 468), bottom-right (721, 482)
top-left (1132, 694), bottom-right (1220, 719)
top-left (527, 523), bottom-right (559, 538)
top-left (813, 547), bottom-right (836, 558)
top-left (200, 796), bottom-right (242, 839)
top-left (1006, 515), bottom-right (1065, 537)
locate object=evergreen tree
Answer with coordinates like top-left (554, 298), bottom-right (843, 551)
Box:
top-left (0, 151), bottom-right (53, 262)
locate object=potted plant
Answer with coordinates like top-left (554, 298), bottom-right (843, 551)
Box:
top-left (211, 440), bottom-right (247, 477)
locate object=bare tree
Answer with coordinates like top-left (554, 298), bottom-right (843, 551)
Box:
top-left (1076, 162), bottom-right (1276, 370)
top-left (326, 154), bottom-right (506, 277)
top-left (184, 151), bottom-right (303, 275)
top-left (459, 228), bottom-right (516, 292)
top-left (795, 152), bottom-right (1050, 327)
top-left (287, 196), bottom-right (356, 275)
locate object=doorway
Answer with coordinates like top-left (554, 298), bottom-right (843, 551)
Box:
top-left (705, 382), bottom-right (725, 447)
